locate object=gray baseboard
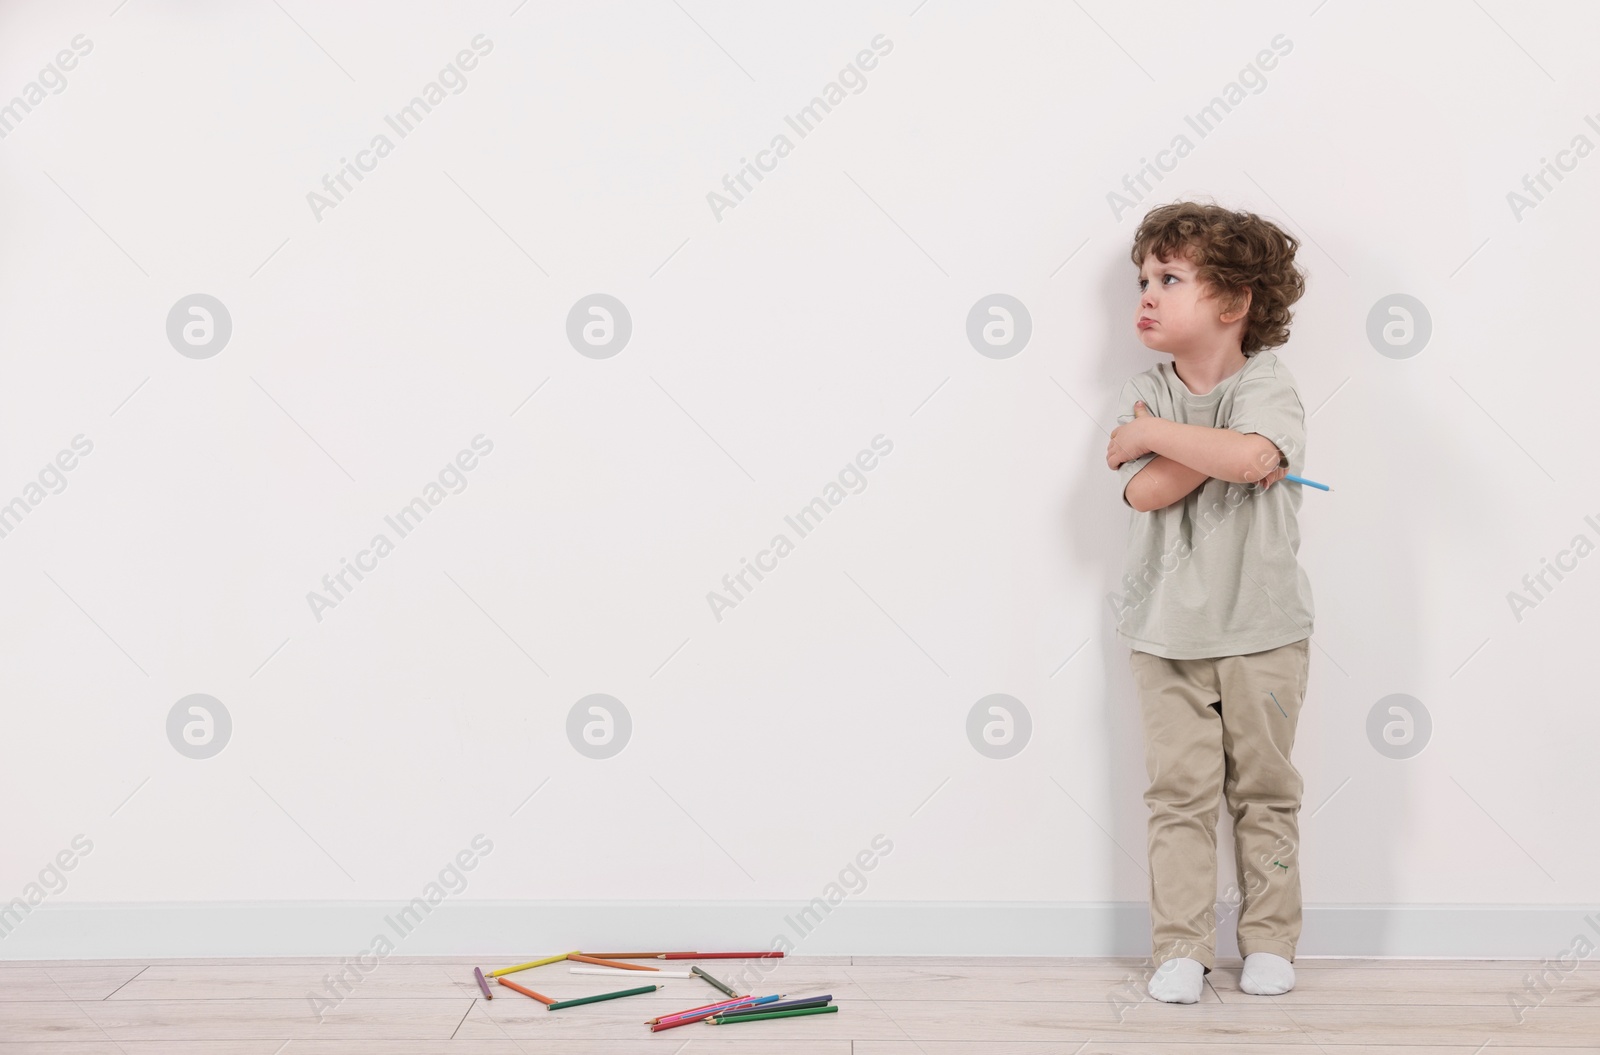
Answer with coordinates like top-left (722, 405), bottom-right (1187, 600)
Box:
top-left (3, 901), bottom-right (1594, 960)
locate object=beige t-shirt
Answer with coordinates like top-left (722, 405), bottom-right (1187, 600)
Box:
top-left (1112, 350), bottom-right (1314, 659)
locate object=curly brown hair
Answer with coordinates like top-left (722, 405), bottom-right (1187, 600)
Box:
top-left (1130, 199), bottom-right (1306, 355)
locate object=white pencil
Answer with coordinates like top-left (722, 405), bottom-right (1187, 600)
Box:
top-left (570, 966), bottom-right (695, 978)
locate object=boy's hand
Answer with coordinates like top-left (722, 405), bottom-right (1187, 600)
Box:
top-left (1255, 464), bottom-right (1290, 491)
top-left (1107, 400), bottom-right (1160, 469)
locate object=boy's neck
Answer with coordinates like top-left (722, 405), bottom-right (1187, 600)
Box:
top-left (1170, 345), bottom-right (1249, 396)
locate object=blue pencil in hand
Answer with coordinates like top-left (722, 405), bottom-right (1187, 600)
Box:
top-left (1284, 473), bottom-right (1330, 491)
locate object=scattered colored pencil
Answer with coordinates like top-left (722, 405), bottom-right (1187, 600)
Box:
top-left (568, 953), bottom-right (657, 971)
top-left (713, 1005), bottom-right (833, 1024)
top-left (711, 1004), bottom-right (839, 1024)
top-left (495, 976), bottom-right (555, 1004)
top-left (691, 965), bottom-right (738, 997)
top-left (489, 951), bottom-right (577, 977)
top-left (1284, 473), bottom-right (1331, 491)
top-left (649, 1013), bottom-right (716, 1032)
top-left (474, 945), bottom-right (789, 1026)
top-left (650, 995), bottom-right (780, 1031)
top-left (649, 1005), bottom-right (754, 1031)
top-left (715, 994), bottom-right (832, 1018)
top-left (649, 993), bottom-right (773, 1025)
top-left (546, 983), bottom-right (661, 1011)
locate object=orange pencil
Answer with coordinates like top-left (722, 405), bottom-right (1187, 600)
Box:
top-left (496, 977), bottom-right (555, 1004)
top-left (568, 953), bottom-right (658, 971)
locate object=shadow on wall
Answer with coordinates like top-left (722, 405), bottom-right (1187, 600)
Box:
top-left (1057, 252), bottom-right (1175, 955)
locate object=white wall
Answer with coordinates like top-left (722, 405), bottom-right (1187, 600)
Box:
top-left (2, 0), bottom-right (1597, 958)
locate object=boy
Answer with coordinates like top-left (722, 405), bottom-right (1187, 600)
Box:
top-left (1105, 200), bottom-right (1313, 1004)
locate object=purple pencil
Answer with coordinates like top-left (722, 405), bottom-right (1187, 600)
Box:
top-left (473, 967), bottom-right (494, 999)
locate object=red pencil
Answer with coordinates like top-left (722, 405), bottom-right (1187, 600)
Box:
top-left (664, 951), bottom-right (784, 959)
top-left (647, 993), bottom-right (758, 1025)
top-left (650, 998), bottom-right (762, 1031)
top-left (496, 977), bottom-right (555, 1004)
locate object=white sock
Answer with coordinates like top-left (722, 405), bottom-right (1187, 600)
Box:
top-left (1239, 951), bottom-right (1295, 995)
top-left (1146, 956), bottom-right (1204, 1003)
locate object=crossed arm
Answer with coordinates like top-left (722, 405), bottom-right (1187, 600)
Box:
top-left (1124, 455), bottom-right (1211, 512)
top-left (1113, 419), bottom-right (1287, 513)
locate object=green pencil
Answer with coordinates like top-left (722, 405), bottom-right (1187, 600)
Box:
top-left (710, 1004), bottom-right (839, 1024)
top-left (691, 965), bottom-right (739, 998)
top-left (546, 983), bottom-right (660, 1010)
top-left (714, 996), bottom-right (832, 1018)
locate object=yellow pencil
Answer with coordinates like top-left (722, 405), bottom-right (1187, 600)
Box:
top-left (489, 951), bottom-right (578, 977)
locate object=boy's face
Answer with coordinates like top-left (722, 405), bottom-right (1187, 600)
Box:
top-left (1134, 248), bottom-right (1243, 355)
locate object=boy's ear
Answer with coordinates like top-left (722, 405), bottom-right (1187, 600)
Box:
top-left (1219, 286), bottom-right (1252, 324)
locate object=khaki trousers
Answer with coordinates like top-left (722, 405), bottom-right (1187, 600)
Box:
top-left (1128, 637), bottom-right (1310, 971)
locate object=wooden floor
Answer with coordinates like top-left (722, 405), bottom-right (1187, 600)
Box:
top-left (1, 954), bottom-right (1597, 1052)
